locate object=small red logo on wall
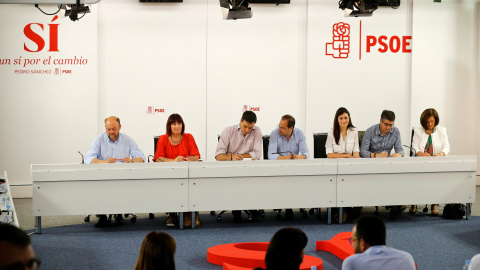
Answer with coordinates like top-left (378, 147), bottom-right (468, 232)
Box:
top-left (242, 105), bottom-right (260, 112)
top-left (146, 106), bottom-right (165, 115)
top-left (326, 23), bottom-right (350, 59)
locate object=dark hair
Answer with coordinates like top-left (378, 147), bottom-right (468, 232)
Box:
top-left (104, 116), bottom-right (121, 125)
top-left (354, 215), bottom-right (386, 247)
top-left (135, 231), bottom-right (176, 270)
top-left (0, 224), bottom-right (31, 247)
top-left (265, 227), bottom-right (308, 270)
top-left (333, 107), bottom-right (355, 145)
top-left (380, 110), bottom-right (395, 122)
top-left (420, 108), bottom-right (439, 130)
top-left (166, 114), bottom-right (185, 136)
top-left (241, 111), bottom-right (257, 124)
top-left (281, 115), bottom-right (295, 129)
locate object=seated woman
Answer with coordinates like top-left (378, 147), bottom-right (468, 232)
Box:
top-left (325, 107), bottom-right (360, 222)
top-left (135, 231), bottom-right (176, 270)
top-left (325, 107), bottom-right (360, 158)
top-left (154, 113), bottom-right (201, 227)
top-left (410, 108), bottom-right (450, 216)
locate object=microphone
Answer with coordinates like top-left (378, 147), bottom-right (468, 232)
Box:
top-left (402, 145), bottom-right (416, 156)
top-left (78, 151), bottom-right (84, 164)
top-left (272, 151), bottom-right (294, 159)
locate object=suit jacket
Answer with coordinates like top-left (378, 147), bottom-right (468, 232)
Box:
top-left (411, 126), bottom-right (450, 155)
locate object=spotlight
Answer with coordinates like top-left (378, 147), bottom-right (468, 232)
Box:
top-left (59, 3), bottom-right (91, 21)
top-left (339, 0), bottom-right (400, 17)
top-left (219, 0), bottom-right (252, 20)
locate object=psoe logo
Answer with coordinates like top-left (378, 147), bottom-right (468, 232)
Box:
top-left (146, 106), bottom-right (165, 115)
top-left (326, 22), bottom-right (350, 59)
top-left (242, 105), bottom-right (261, 112)
top-left (24, 15), bottom-right (60, 52)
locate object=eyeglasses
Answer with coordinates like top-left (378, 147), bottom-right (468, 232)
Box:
top-left (349, 237), bottom-right (358, 246)
top-left (381, 120), bottom-right (394, 128)
top-left (0, 259), bottom-right (41, 270)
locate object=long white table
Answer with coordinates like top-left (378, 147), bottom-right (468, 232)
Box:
top-left (31, 156), bottom-right (477, 232)
top-left (32, 163), bottom-right (189, 231)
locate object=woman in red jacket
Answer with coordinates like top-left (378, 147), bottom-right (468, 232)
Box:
top-left (155, 113), bottom-right (200, 227)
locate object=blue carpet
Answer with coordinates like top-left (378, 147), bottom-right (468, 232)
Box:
top-left (29, 210), bottom-right (480, 270)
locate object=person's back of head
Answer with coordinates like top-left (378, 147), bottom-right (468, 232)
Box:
top-left (355, 215), bottom-right (386, 247)
top-left (0, 223), bottom-right (39, 269)
top-left (135, 231), bottom-right (176, 270)
top-left (265, 227), bottom-right (308, 270)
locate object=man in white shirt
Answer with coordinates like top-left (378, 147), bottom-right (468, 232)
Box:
top-left (342, 215), bottom-right (416, 270)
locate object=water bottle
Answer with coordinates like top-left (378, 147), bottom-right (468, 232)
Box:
top-left (0, 215), bottom-right (10, 224)
top-left (463, 259), bottom-right (471, 270)
top-left (311, 266), bottom-right (317, 270)
top-left (3, 196), bottom-right (12, 211)
top-left (0, 183), bottom-right (6, 192)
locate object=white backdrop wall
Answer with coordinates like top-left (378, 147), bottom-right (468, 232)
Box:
top-left (0, 5), bottom-right (98, 197)
top-left (0, 0), bottom-right (479, 197)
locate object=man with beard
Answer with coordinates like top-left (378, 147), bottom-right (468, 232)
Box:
top-left (342, 216), bottom-right (415, 270)
top-left (85, 116), bottom-right (145, 227)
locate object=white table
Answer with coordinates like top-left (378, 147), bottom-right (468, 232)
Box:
top-left (32, 163), bottom-right (189, 231)
top-left (337, 155), bottom-right (477, 220)
top-left (31, 156), bottom-right (477, 232)
top-left (188, 159), bottom-right (338, 224)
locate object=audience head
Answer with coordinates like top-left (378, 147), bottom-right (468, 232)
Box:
top-left (166, 113), bottom-right (185, 136)
top-left (420, 108), bottom-right (439, 131)
top-left (333, 107), bottom-right (355, 145)
top-left (351, 215), bottom-right (386, 254)
top-left (104, 116), bottom-right (121, 142)
top-left (0, 223), bottom-right (40, 270)
top-left (264, 227), bottom-right (308, 270)
top-left (135, 231), bottom-right (176, 270)
top-left (240, 111), bottom-right (257, 136)
top-left (379, 110), bottom-right (395, 135)
top-left (278, 115), bottom-right (295, 137)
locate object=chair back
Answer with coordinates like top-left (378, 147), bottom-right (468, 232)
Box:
top-left (263, 135), bottom-right (270, 160)
top-left (313, 133), bottom-right (328, 158)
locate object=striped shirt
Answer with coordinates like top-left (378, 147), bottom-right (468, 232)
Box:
top-left (360, 124), bottom-right (404, 158)
top-left (215, 124), bottom-right (263, 160)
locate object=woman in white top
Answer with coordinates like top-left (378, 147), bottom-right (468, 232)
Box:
top-left (325, 107), bottom-right (360, 222)
top-left (410, 108), bottom-right (450, 216)
top-left (325, 107), bottom-right (360, 158)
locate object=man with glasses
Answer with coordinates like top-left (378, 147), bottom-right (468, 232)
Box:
top-left (0, 224), bottom-right (41, 270)
top-left (342, 215), bottom-right (415, 270)
top-left (268, 114), bottom-right (310, 219)
top-left (360, 110), bottom-right (405, 219)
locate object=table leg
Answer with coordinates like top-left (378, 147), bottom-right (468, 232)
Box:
top-left (466, 203), bottom-right (471, 220)
top-left (327, 207), bottom-right (331, 225)
top-left (179, 212), bottom-right (184, 230)
top-left (35, 216), bottom-right (42, 234)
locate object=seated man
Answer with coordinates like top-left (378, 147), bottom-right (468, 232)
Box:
top-left (360, 110), bottom-right (405, 220)
top-left (342, 215), bottom-right (415, 270)
top-left (268, 114), bottom-right (310, 219)
top-left (85, 116), bottom-right (146, 227)
top-left (215, 111), bottom-right (262, 221)
top-left (0, 224), bottom-right (41, 270)
top-left (254, 227), bottom-right (308, 270)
